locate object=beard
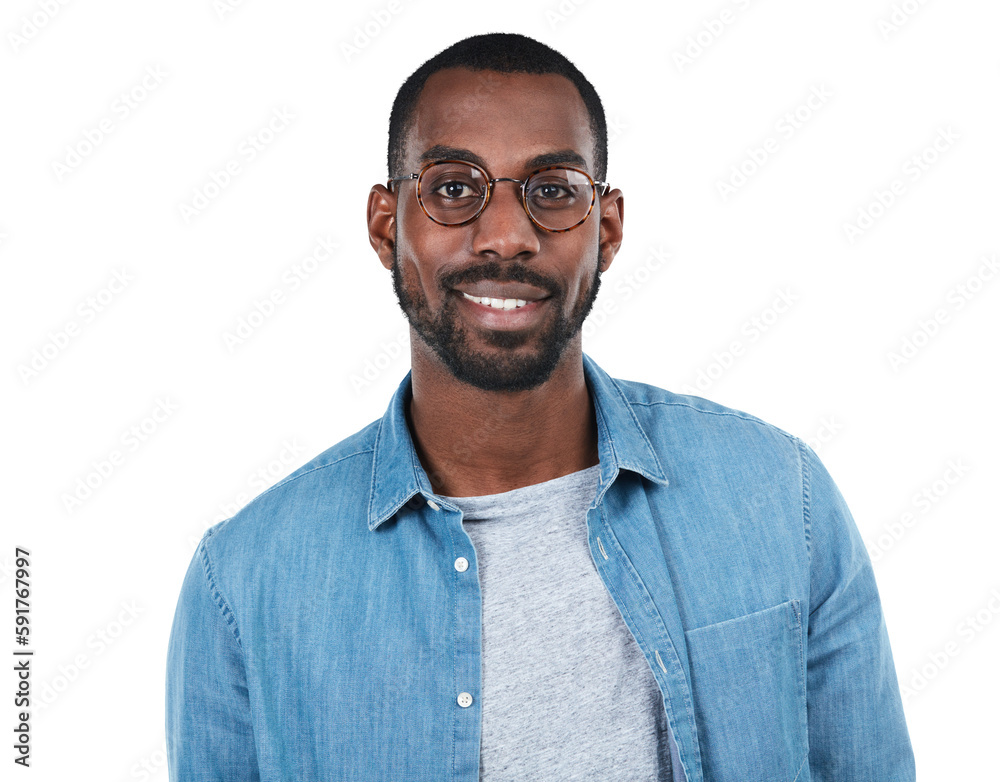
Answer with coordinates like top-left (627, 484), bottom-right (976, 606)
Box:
top-left (390, 243), bottom-right (603, 392)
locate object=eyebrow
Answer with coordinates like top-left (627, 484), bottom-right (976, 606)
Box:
top-left (417, 145), bottom-right (589, 173)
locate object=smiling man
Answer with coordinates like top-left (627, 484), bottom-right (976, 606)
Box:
top-left (167, 33), bottom-right (915, 782)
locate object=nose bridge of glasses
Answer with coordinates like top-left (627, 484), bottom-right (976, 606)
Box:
top-left (482, 175), bottom-right (531, 216)
top-left (487, 176), bottom-right (527, 201)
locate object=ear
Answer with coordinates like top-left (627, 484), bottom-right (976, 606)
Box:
top-left (597, 188), bottom-right (623, 273)
top-left (367, 184), bottom-right (397, 271)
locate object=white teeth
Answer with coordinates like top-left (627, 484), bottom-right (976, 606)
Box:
top-left (461, 292), bottom-right (530, 309)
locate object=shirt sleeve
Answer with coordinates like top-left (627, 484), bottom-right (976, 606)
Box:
top-left (799, 440), bottom-right (916, 781)
top-left (166, 532), bottom-right (260, 782)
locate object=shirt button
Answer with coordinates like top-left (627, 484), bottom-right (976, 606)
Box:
top-left (457, 692), bottom-right (473, 708)
top-left (426, 499), bottom-right (440, 511)
top-left (454, 557), bottom-right (469, 572)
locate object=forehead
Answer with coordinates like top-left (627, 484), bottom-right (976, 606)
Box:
top-left (406, 68), bottom-right (595, 173)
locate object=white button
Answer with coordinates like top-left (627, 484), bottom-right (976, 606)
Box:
top-left (426, 499), bottom-right (440, 511)
top-left (454, 557), bottom-right (469, 572)
top-left (457, 692), bottom-right (473, 708)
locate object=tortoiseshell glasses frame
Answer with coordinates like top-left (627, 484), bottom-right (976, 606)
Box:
top-left (387, 159), bottom-right (611, 234)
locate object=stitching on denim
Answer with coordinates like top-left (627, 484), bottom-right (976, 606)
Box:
top-left (446, 511), bottom-right (463, 778)
top-left (798, 438), bottom-right (813, 558)
top-left (685, 598), bottom-right (795, 635)
top-left (629, 398), bottom-right (799, 443)
top-left (590, 387), bottom-right (620, 473)
top-left (252, 448), bottom-right (375, 508)
top-left (790, 749), bottom-right (809, 782)
top-left (200, 529), bottom-right (243, 649)
top-left (199, 528), bottom-right (264, 771)
top-left (369, 413), bottom-right (388, 524)
top-left (595, 504), bottom-right (701, 780)
top-left (603, 379), bottom-right (669, 478)
top-left (271, 450), bottom-right (374, 496)
top-left (368, 436), bottom-right (427, 527)
top-left (792, 598), bottom-right (808, 744)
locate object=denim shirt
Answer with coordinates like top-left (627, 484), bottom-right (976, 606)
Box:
top-left (166, 353), bottom-right (915, 782)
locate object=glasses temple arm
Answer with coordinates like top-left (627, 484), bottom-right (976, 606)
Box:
top-left (386, 173), bottom-right (419, 190)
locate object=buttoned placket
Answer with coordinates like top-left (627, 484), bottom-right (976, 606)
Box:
top-left (583, 494), bottom-right (694, 782)
top-left (424, 494), bottom-right (483, 780)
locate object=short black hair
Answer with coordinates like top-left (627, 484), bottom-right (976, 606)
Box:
top-left (387, 33), bottom-right (608, 182)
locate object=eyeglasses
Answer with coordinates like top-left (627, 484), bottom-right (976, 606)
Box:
top-left (387, 159), bottom-right (610, 233)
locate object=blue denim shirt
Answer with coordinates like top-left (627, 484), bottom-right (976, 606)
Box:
top-left (166, 353), bottom-right (915, 781)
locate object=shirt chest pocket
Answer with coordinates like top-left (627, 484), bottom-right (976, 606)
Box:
top-left (684, 599), bottom-right (809, 782)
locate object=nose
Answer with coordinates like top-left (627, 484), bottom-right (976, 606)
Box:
top-left (470, 179), bottom-right (541, 260)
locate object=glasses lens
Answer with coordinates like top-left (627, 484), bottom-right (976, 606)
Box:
top-left (524, 168), bottom-right (595, 231)
top-left (419, 162), bottom-right (488, 224)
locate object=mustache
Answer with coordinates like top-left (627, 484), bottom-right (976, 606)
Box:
top-left (440, 260), bottom-right (560, 298)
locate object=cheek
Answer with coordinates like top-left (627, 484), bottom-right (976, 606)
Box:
top-left (395, 215), bottom-right (462, 300)
top-left (398, 209), bottom-right (466, 273)
top-left (396, 195), bottom-right (427, 251)
top-left (564, 234), bottom-right (601, 295)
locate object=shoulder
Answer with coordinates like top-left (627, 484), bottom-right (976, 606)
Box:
top-left (199, 417), bottom-right (380, 556)
top-left (610, 373), bottom-right (805, 468)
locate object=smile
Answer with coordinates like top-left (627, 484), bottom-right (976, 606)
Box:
top-left (460, 291), bottom-right (530, 310)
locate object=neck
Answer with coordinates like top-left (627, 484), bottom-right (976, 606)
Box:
top-left (406, 342), bottom-right (598, 497)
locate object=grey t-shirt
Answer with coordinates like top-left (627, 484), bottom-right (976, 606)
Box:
top-left (441, 464), bottom-right (674, 781)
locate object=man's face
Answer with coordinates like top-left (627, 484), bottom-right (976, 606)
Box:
top-left (384, 68), bottom-right (619, 393)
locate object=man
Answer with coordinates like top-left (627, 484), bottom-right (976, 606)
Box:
top-left (167, 33), bottom-right (916, 782)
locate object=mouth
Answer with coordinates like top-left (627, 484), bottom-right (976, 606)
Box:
top-left (451, 280), bottom-right (552, 303)
top-left (459, 291), bottom-right (532, 310)
top-left (451, 288), bottom-right (552, 331)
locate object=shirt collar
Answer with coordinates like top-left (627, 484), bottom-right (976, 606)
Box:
top-left (368, 352), bottom-right (669, 531)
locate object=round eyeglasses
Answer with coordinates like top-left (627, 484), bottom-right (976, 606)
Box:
top-left (387, 160), bottom-right (610, 233)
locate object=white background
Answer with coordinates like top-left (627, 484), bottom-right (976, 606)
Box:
top-left (3, 0), bottom-right (998, 778)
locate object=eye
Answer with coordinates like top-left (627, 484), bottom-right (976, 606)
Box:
top-left (435, 180), bottom-right (478, 199)
top-left (527, 176), bottom-right (584, 209)
top-left (533, 182), bottom-right (571, 200)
